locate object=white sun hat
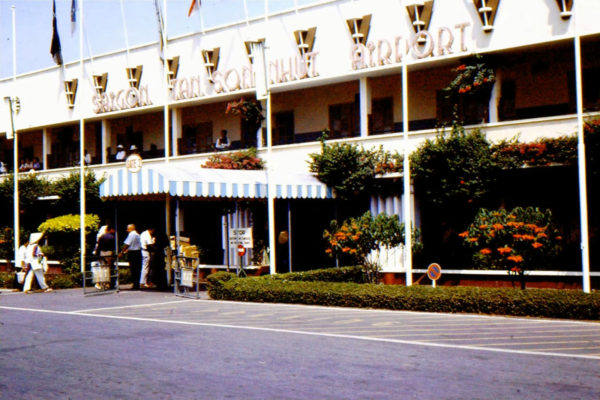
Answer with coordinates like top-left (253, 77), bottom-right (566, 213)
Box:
top-left (29, 232), bottom-right (43, 244)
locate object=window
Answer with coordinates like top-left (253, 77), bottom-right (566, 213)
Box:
top-left (370, 97), bottom-right (394, 134)
top-left (180, 122), bottom-right (213, 154)
top-left (274, 111), bottom-right (294, 145)
top-left (329, 100), bottom-right (359, 138)
top-left (498, 79), bottom-right (516, 121)
top-left (436, 90), bottom-right (489, 126)
top-left (569, 67), bottom-right (600, 113)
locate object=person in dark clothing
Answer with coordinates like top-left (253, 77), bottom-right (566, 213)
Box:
top-left (96, 224), bottom-right (116, 289)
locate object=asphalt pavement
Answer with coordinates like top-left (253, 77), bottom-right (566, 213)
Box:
top-left (1, 288), bottom-right (599, 399)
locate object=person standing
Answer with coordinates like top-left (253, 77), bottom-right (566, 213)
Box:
top-left (23, 232), bottom-right (52, 293)
top-left (15, 238), bottom-right (29, 289)
top-left (96, 224), bottom-right (117, 290)
top-left (140, 227), bottom-right (156, 288)
top-left (119, 224), bottom-right (142, 290)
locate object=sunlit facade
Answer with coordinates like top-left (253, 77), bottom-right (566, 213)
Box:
top-left (1, 0), bottom-right (599, 277)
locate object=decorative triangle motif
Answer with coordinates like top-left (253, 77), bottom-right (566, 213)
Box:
top-left (126, 66), bottom-right (143, 89)
top-left (294, 27), bottom-right (317, 57)
top-left (93, 73), bottom-right (108, 96)
top-left (555, 0), bottom-right (573, 19)
top-left (473, 0), bottom-right (500, 33)
top-left (167, 56), bottom-right (180, 86)
top-left (64, 79), bottom-right (78, 108)
top-left (406, 1), bottom-right (434, 37)
top-left (202, 48), bottom-right (220, 81)
top-left (346, 14), bottom-right (371, 45)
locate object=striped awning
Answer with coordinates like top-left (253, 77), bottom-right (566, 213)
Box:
top-left (99, 167), bottom-right (169, 198)
top-left (99, 166), bottom-right (333, 200)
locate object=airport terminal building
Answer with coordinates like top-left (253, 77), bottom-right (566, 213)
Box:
top-left (1, 0), bottom-right (599, 280)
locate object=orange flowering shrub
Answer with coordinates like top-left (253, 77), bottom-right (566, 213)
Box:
top-left (323, 212), bottom-right (421, 282)
top-left (492, 137), bottom-right (578, 168)
top-left (459, 207), bottom-right (562, 276)
top-left (444, 56), bottom-right (495, 97)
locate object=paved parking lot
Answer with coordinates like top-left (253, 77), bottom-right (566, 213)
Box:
top-left (1, 288), bottom-right (599, 399)
top-left (2, 288), bottom-right (600, 359)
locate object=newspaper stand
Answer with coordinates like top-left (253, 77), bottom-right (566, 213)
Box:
top-left (83, 255), bottom-right (119, 296)
top-left (173, 255), bottom-right (201, 299)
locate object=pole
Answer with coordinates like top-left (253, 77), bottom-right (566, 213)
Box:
top-left (266, 93), bottom-right (276, 275)
top-left (402, 62), bottom-right (413, 286)
top-left (119, 0), bottom-right (130, 65)
top-left (287, 201), bottom-right (292, 272)
top-left (162, 0), bottom-right (170, 162)
top-left (79, 0), bottom-right (86, 273)
top-left (11, 6), bottom-right (16, 79)
top-left (574, 35), bottom-right (591, 293)
top-left (10, 6), bottom-right (19, 267)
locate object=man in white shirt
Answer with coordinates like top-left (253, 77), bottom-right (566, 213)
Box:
top-left (119, 224), bottom-right (142, 290)
top-left (115, 144), bottom-right (126, 161)
top-left (140, 227), bottom-right (156, 288)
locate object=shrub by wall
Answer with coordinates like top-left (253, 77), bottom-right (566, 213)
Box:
top-left (206, 274), bottom-right (600, 320)
top-left (267, 266), bottom-right (368, 283)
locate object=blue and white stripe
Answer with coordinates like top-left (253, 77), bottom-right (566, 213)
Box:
top-left (99, 166), bottom-right (333, 199)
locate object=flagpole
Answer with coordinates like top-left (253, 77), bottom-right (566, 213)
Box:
top-left (120, 0), bottom-right (131, 65)
top-left (11, 5), bottom-right (19, 271)
top-left (402, 61), bottom-right (413, 286)
top-left (79, 0), bottom-right (87, 273)
top-left (243, 0), bottom-right (250, 25)
top-left (573, 11), bottom-right (591, 293)
top-left (162, 0), bottom-right (170, 162)
top-left (12, 6), bottom-right (16, 79)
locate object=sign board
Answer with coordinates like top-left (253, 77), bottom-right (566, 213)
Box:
top-left (125, 154), bottom-right (143, 173)
top-left (229, 228), bottom-right (253, 248)
top-left (237, 244), bottom-right (246, 257)
top-left (427, 263), bottom-right (442, 281)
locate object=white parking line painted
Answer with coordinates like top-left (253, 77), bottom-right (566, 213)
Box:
top-left (2, 305), bottom-right (599, 361)
top-left (70, 299), bottom-right (196, 313)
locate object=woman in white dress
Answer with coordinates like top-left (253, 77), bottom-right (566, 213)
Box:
top-left (23, 232), bottom-right (52, 293)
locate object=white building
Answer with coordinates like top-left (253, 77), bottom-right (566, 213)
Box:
top-left (1, 0), bottom-right (598, 278)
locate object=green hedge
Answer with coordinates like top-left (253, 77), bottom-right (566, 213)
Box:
top-left (267, 266), bottom-right (367, 283)
top-left (206, 274), bottom-right (600, 320)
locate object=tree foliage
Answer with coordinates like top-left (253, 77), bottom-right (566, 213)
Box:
top-left (411, 126), bottom-right (501, 208)
top-left (309, 133), bottom-right (386, 200)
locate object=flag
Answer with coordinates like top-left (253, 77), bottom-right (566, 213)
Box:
top-left (50, 0), bottom-right (63, 65)
top-left (188, 0), bottom-right (201, 17)
top-left (71, 0), bottom-right (77, 35)
top-left (154, 0), bottom-right (165, 56)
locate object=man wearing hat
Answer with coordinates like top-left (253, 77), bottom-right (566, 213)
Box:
top-left (115, 144), bottom-right (126, 161)
top-left (23, 232), bottom-right (52, 293)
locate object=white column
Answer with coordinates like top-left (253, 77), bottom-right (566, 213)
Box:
top-left (267, 93), bottom-right (276, 275)
top-left (359, 77), bottom-right (371, 137)
top-left (79, 0), bottom-right (86, 273)
top-left (402, 62), bottom-right (412, 286)
top-left (488, 70), bottom-right (501, 123)
top-left (574, 35), bottom-right (591, 293)
top-left (42, 128), bottom-right (49, 170)
top-left (163, 0), bottom-right (170, 162)
top-left (101, 119), bottom-right (111, 164)
top-left (171, 108), bottom-right (181, 157)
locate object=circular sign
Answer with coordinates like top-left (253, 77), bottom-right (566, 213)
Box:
top-left (125, 154), bottom-right (143, 173)
top-left (237, 244), bottom-right (246, 257)
top-left (427, 263), bottom-right (442, 281)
